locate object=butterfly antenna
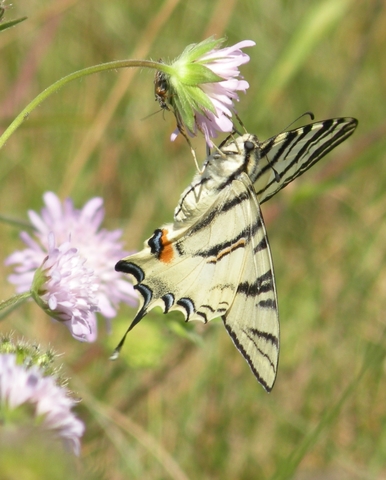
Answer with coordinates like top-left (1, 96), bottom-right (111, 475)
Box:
top-left (234, 112), bottom-right (248, 134)
top-left (216, 128), bottom-right (239, 149)
top-left (109, 312), bottom-right (144, 360)
top-left (263, 111), bottom-right (315, 184)
top-left (278, 111), bottom-right (315, 134)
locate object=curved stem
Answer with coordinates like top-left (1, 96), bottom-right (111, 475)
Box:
top-left (0, 59), bottom-right (163, 151)
top-left (0, 292), bottom-right (31, 321)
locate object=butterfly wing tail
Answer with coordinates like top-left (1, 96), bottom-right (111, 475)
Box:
top-left (112, 258), bottom-right (155, 359)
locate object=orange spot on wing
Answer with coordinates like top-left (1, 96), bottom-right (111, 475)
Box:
top-left (159, 229), bottom-right (174, 263)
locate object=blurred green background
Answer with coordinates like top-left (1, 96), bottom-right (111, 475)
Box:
top-left (1, 0), bottom-right (385, 478)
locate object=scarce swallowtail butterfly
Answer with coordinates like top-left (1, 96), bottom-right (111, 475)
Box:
top-left (114, 117), bottom-right (358, 392)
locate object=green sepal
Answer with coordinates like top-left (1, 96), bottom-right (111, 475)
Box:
top-left (173, 62), bottom-right (222, 85)
top-left (183, 84), bottom-right (216, 114)
top-left (30, 263), bottom-right (61, 321)
top-left (170, 83), bottom-right (196, 132)
top-left (176, 36), bottom-right (224, 64)
top-left (170, 82), bottom-right (217, 132)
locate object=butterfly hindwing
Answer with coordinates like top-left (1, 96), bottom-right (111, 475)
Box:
top-left (117, 177), bottom-right (252, 322)
top-left (116, 172), bottom-right (279, 390)
top-left (221, 174), bottom-right (279, 391)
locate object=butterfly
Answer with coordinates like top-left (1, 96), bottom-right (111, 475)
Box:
top-left (114, 117), bottom-right (358, 391)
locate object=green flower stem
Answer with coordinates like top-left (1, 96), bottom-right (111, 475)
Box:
top-left (0, 292), bottom-right (31, 321)
top-left (0, 59), bottom-right (164, 151)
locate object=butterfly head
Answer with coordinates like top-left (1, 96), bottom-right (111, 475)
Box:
top-left (201, 134), bottom-right (261, 183)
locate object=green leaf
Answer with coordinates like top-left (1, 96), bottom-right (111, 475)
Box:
top-left (0, 16), bottom-right (27, 32)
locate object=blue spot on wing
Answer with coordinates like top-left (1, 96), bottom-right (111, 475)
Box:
top-left (135, 284), bottom-right (153, 311)
top-left (162, 293), bottom-right (175, 313)
top-left (177, 297), bottom-right (196, 320)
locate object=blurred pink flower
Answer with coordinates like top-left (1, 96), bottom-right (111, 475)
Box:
top-left (0, 353), bottom-right (84, 455)
top-left (6, 192), bottom-right (137, 340)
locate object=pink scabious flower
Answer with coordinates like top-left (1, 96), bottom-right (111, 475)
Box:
top-left (0, 353), bottom-right (84, 455)
top-left (5, 192), bottom-right (137, 340)
top-left (154, 37), bottom-right (255, 147)
top-left (30, 233), bottom-right (99, 341)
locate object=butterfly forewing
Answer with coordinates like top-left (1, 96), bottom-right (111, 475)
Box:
top-left (253, 117), bottom-right (358, 203)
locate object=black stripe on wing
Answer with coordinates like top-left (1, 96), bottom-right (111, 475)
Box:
top-left (247, 327), bottom-right (279, 348)
top-left (237, 270), bottom-right (275, 296)
top-left (255, 117), bottom-right (358, 203)
top-left (188, 190), bottom-right (250, 235)
top-left (194, 216), bottom-right (264, 263)
top-left (257, 298), bottom-right (277, 309)
top-left (223, 322), bottom-right (274, 392)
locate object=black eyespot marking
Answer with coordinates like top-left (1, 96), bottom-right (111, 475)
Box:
top-left (148, 229), bottom-right (163, 256)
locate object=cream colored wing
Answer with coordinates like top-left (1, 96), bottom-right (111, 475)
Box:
top-left (115, 173), bottom-right (279, 391)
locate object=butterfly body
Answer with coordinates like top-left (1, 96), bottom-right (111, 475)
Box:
top-left (116, 117), bottom-right (358, 391)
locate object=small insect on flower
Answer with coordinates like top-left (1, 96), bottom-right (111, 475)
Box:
top-left (153, 36), bottom-right (255, 149)
top-left (154, 69), bottom-right (170, 111)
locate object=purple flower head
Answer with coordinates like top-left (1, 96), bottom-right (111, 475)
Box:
top-left (154, 37), bottom-right (255, 147)
top-left (6, 192), bottom-right (137, 340)
top-left (0, 353), bottom-right (84, 455)
top-left (31, 233), bottom-right (99, 342)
